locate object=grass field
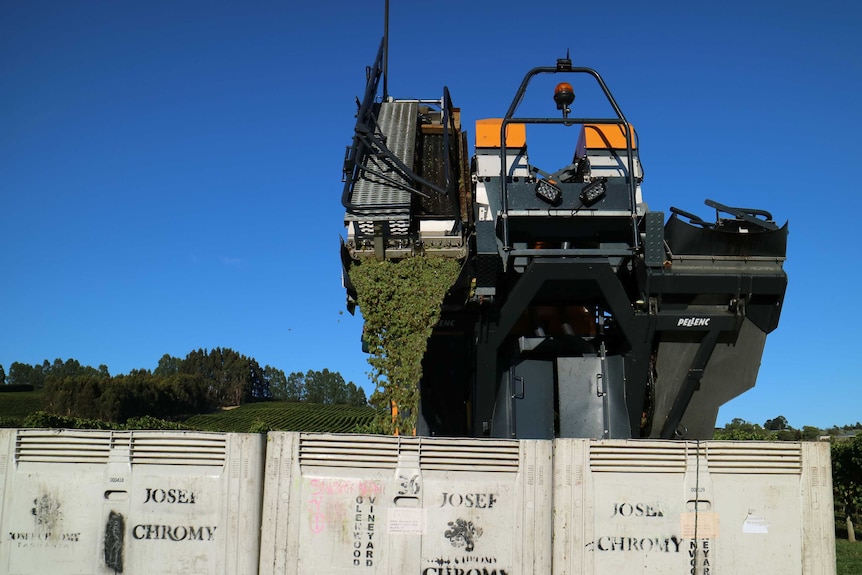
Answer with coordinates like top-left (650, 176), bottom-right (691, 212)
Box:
top-left (837, 539), bottom-right (862, 575)
top-left (183, 400), bottom-right (375, 433)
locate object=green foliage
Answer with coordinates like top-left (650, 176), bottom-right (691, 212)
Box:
top-left (23, 411), bottom-right (115, 430)
top-left (179, 347), bottom-right (269, 405)
top-left (124, 416), bottom-right (188, 430)
top-left (0, 417), bottom-right (23, 428)
top-left (8, 361), bottom-right (45, 388)
top-left (279, 369), bottom-right (367, 406)
top-left (713, 418), bottom-right (776, 440)
top-left (837, 540), bottom-right (862, 575)
top-left (184, 401), bottom-right (374, 433)
top-left (7, 352), bottom-right (360, 429)
top-left (0, 364), bottom-right (5, 385)
top-left (17, 411), bottom-right (183, 431)
top-left (833, 433), bottom-right (862, 541)
top-left (248, 420), bottom-right (273, 434)
top-left (714, 417), bottom-right (801, 441)
top-left (350, 417), bottom-right (388, 435)
top-left (39, 370), bottom-right (210, 423)
top-left (764, 415), bottom-right (789, 431)
top-left (153, 354), bottom-right (181, 377)
top-left (351, 256), bottom-right (460, 435)
top-left (7, 358), bottom-right (106, 390)
top-left (266, 365), bottom-right (297, 401)
top-left (776, 428), bottom-right (802, 441)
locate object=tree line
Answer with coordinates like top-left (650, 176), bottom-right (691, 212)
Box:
top-left (714, 415), bottom-right (862, 441)
top-left (0, 349), bottom-right (367, 424)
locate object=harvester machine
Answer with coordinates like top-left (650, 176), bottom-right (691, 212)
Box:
top-left (341, 41), bottom-right (787, 440)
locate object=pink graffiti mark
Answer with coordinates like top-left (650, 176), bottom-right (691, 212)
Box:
top-left (305, 478), bottom-right (383, 534)
top-left (307, 480), bottom-right (326, 534)
top-left (307, 492), bottom-right (326, 534)
top-left (309, 510), bottom-right (326, 534)
top-left (309, 478), bottom-right (382, 497)
top-left (359, 480), bottom-right (383, 497)
top-left (307, 497), bottom-right (326, 534)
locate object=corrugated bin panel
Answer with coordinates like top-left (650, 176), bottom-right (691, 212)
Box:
top-left (0, 429), bottom-right (264, 575)
top-left (259, 432), bottom-right (552, 575)
top-left (553, 439), bottom-right (835, 575)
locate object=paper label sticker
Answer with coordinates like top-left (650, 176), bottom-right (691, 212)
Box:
top-left (680, 511), bottom-right (719, 539)
top-left (742, 514), bottom-right (769, 534)
top-left (387, 508), bottom-right (425, 534)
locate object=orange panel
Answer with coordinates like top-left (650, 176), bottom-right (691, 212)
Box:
top-left (579, 123), bottom-right (637, 150)
top-left (475, 118), bottom-right (527, 148)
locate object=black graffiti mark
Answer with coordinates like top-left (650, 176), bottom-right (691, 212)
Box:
top-left (104, 511), bottom-right (124, 573)
top-left (444, 519), bottom-right (483, 553)
top-left (31, 494), bottom-right (62, 531)
top-left (397, 474), bottom-right (421, 496)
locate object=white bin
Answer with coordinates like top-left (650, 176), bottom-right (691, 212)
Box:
top-left (0, 429), bottom-right (264, 575)
top-left (552, 440), bottom-right (836, 575)
top-left (259, 432), bottom-right (552, 575)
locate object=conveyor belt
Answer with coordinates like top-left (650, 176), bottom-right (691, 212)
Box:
top-left (346, 101), bottom-right (417, 221)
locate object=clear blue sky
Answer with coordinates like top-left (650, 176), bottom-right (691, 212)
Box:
top-left (2, 1), bottom-right (860, 430)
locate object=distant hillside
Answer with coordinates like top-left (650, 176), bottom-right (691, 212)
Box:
top-left (0, 389), bottom-right (375, 434)
top-left (184, 401), bottom-right (375, 433)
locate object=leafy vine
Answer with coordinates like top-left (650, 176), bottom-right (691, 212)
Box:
top-left (351, 256), bottom-right (460, 434)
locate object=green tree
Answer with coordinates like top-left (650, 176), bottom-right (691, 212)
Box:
top-left (248, 360), bottom-right (269, 400)
top-left (303, 369), bottom-right (329, 404)
top-left (833, 433), bottom-right (862, 542)
top-left (43, 375), bottom-right (73, 416)
top-left (283, 369), bottom-right (366, 406)
top-left (713, 418), bottom-right (774, 440)
top-left (71, 375), bottom-right (102, 419)
top-left (265, 366), bottom-right (298, 401)
top-left (776, 428), bottom-right (801, 441)
top-left (154, 354), bottom-right (181, 377)
top-left (8, 361), bottom-right (44, 388)
top-left (764, 415), bottom-right (789, 431)
top-left (0, 364), bottom-right (5, 385)
top-left (42, 358), bottom-right (104, 388)
top-left (286, 371), bottom-right (306, 401)
top-left (179, 348), bottom-right (268, 407)
top-left (802, 426), bottom-right (822, 441)
top-left (97, 379), bottom-right (128, 422)
top-left (345, 382), bottom-right (368, 407)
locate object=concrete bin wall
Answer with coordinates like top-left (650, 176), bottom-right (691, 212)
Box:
top-left (258, 432), bottom-right (552, 575)
top-left (0, 429), bottom-right (264, 575)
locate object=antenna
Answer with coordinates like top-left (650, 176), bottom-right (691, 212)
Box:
top-left (556, 48), bottom-right (572, 71)
top-left (383, 0), bottom-right (390, 100)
